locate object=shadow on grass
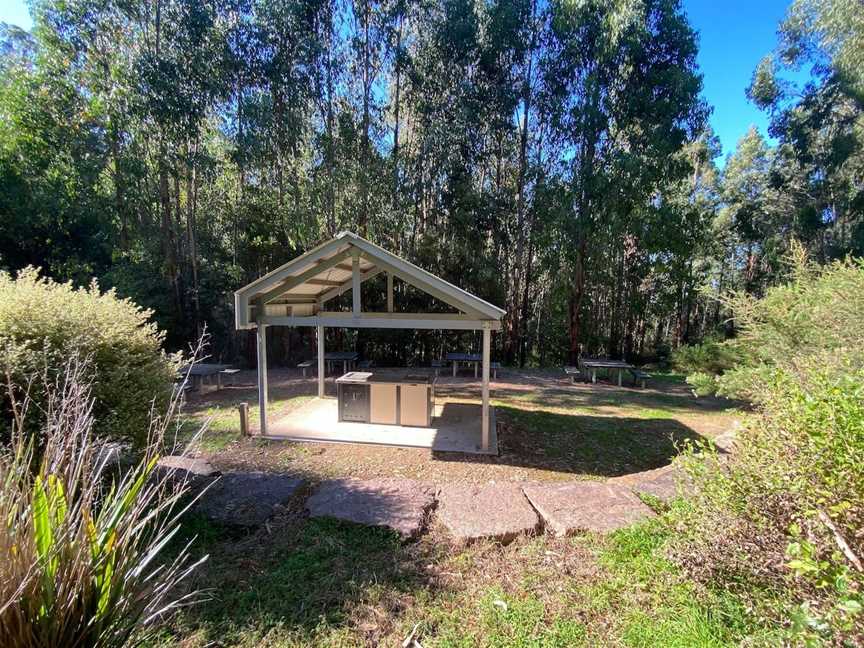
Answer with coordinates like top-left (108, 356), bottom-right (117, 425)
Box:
top-left (434, 406), bottom-right (707, 477)
top-left (163, 514), bottom-right (442, 646)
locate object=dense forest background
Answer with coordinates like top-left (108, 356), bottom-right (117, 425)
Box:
top-left (0, 0), bottom-right (861, 367)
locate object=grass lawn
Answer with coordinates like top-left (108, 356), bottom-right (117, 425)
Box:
top-left (152, 509), bottom-right (757, 647)
top-left (150, 367), bottom-right (750, 646)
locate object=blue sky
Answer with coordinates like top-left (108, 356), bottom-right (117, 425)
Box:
top-left (685, 0), bottom-right (806, 161)
top-left (0, 0), bottom-right (800, 163)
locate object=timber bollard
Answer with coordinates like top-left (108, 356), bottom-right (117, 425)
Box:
top-left (238, 402), bottom-right (250, 436)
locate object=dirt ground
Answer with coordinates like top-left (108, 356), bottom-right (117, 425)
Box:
top-left (182, 367), bottom-right (738, 484)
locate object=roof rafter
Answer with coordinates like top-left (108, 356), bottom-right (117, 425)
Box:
top-left (318, 264), bottom-right (383, 304)
top-left (258, 249), bottom-right (352, 304)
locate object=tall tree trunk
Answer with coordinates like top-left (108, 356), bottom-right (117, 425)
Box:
top-left (159, 142), bottom-right (182, 326)
top-left (153, 0), bottom-right (182, 326)
top-left (237, 77), bottom-right (246, 197)
top-left (324, 1), bottom-right (337, 235)
top-left (187, 141), bottom-right (201, 339)
top-left (518, 231), bottom-right (536, 367)
top-left (391, 9), bottom-right (403, 212)
top-left (505, 0), bottom-right (538, 365)
top-left (568, 238), bottom-right (587, 363)
top-left (111, 126), bottom-right (128, 251)
top-left (359, 0), bottom-right (371, 236)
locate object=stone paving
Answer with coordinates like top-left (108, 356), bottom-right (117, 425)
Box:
top-left (306, 478), bottom-right (437, 538)
top-left (191, 465), bottom-right (696, 540)
top-left (157, 455), bottom-right (221, 475)
top-left (522, 481), bottom-right (655, 536)
top-left (437, 483), bottom-right (540, 544)
top-left (628, 467), bottom-right (693, 502)
top-left (195, 471), bottom-right (304, 527)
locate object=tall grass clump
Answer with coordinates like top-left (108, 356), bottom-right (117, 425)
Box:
top-left (0, 359), bottom-right (207, 647)
top-left (0, 267), bottom-right (179, 446)
top-left (674, 247), bottom-right (864, 644)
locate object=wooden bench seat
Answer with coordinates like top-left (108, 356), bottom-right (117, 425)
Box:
top-left (490, 362), bottom-right (501, 380)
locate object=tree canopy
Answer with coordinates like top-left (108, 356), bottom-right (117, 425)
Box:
top-left (0, 0), bottom-right (861, 366)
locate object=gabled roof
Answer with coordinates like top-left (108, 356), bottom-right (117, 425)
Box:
top-left (234, 231), bottom-right (505, 329)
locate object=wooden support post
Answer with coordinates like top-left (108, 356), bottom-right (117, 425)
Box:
top-left (256, 324), bottom-right (268, 435)
top-left (352, 249), bottom-right (361, 316)
top-left (317, 324), bottom-right (325, 398)
top-left (482, 327), bottom-right (491, 451)
top-left (386, 272), bottom-right (393, 313)
top-left (238, 402), bottom-right (249, 436)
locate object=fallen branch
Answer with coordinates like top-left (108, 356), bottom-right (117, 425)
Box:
top-left (818, 509), bottom-right (862, 572)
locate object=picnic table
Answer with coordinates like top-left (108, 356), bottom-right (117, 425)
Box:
top-left (181, 363), bottom-right (232, 392)
top-left (579, 359), bottom-right (634, 387)
top-left (325, 351), bottom-right (359, 375)
top-left (445, 352), bottom-right (482, 378)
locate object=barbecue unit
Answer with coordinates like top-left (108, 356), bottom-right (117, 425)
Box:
top-left (336, 372), bottom-right (436, 427)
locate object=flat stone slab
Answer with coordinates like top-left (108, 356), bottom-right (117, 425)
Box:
top-left (157, 455), bottom-right (221, 478)
top-left (196, 472), bottom-right (303, 527)
top-left (306, 478), bottom-right (436, 538)
top-left (714, 432), bottom-right (737, 453)
top-left (437, 483), bottom-right (540, 544)
top-left (630, 467), bottom-right (693, 502)
top-left (522, 481), bottom-right (655, 536)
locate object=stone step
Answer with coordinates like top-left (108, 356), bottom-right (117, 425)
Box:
top-left (306, 478), bottom-right (436, 538)
top-left (195, 471), bottom-right (304, 527)
top-left (437, 483), bottom-right (540, 544)
top-left (522, 481), bottom-right (656, 536)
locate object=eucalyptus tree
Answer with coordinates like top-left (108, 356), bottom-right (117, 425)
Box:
top-left (745, 0), bottom-right (864, 270)
top-left (543, 0), bottom-right (706, 360)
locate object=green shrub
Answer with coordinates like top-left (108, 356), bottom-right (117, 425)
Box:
top-left (672, 335), bottom-right (741, 377)
top-left (683, 371), bottom-right (717, 396)
top-left (0, 267), bottom-right (178, 446)
top-left (674, 249), bottom-right (864, 644)
top-left (0, 359), bottom-right (206, 647)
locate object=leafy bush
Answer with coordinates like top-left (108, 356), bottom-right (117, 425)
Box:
top-left (0, 267), bottom-right (178, 446)
top-left (672, 335), bottom-right (741, 395)
top-left (674, 250), bottom-right (864, 644)
top-left (682, 371), bottom-right (717, 397)
top-left (672, 335), bottom-right (741, 376)
top-left (0, 359), bottom-right (206, 648)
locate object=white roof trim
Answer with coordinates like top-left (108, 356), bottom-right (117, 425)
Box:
top-left (234, 231), bottom-right (505, 329)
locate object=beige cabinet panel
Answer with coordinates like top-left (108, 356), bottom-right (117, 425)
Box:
top-left (400, 384), bottom-right (429, 427)
top-left (370, 384), bottom-right (397, 424)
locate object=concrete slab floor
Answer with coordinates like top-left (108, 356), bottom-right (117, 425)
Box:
top-left (263, 397), bottom-right (498, 455)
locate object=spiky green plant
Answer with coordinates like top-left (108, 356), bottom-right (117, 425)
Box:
top-left (0, 359), bottom-right (208, 647)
